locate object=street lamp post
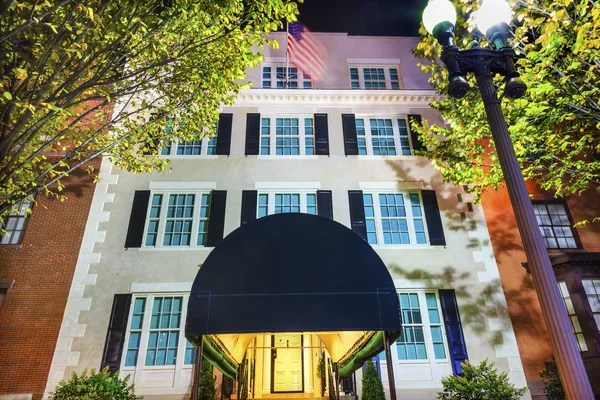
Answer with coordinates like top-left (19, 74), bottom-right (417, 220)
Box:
top-left (422, 0), bottom-right (595, 398)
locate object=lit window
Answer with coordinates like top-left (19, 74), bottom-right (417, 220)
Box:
top-left (1, 199), bottom-right (32, 245)
top-left (533, 202), bottom-right (578, 249)
top-left (559, 282), bottom-right (588, 351)
top-left (143, 192), bottom-right (212, 248)
top-left (259, 117), bottom-right (315, 156)
top-left (583, 279), bottom-right (600, 335)
top-left (257, 192), bottom-right (318, 217)
top-left (356, 117), bottom-right (413, 156)
top-left (363, 192), bottom-right (428, 246)
top-left (262, 65), bottom-right (312, 89)
top-left (397, 292), bottom-right (448, 361)
top-left (348, 66), bottom-right (402, 89)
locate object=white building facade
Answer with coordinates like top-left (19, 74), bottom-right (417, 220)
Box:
top-left (44, 32), bottom-right (529, 400)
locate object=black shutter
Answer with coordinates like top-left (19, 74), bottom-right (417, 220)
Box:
top-left (245, 113), bottom-right (260, 155)
top-left (422, 190), bottom-right (446, 246)
top-left (216, 113), bottom-right (233, 155)
top-left (317, 190), bottom-right (333, 220)
top-left (314, 114), bottom-right (330, 155)
top-left (206, 190), bottom-right (227, 247)
top-left (101, 294), bottom-right (132, 373)
top-left (241, 190), bottom-right (258, 225)
top-left (439, 289), bottom-right (469, 376)
top-left (342, 114), bottom-right (358, 156)
top-left (408, 114), bottom-right (425, 152)
top-left (125, 191), bottom-right (150, 248)
top-left (348, 190), bottom-right (367, 240)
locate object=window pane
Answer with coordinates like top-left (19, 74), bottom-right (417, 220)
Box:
top-left (145, 296), bottom-right (182, 366)
top-left (533, 202), bottom-right (578, 249)
top-left (363, 194), bottom-right (377, 244)
top-left (163, 194), bottom-right (194, 246)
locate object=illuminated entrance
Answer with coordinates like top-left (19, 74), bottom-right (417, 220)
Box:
top-left (185, 213), bottom-right (402, 400)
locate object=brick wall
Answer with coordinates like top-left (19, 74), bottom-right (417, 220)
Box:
top-left (0, 158), bottom-right (100, 400)
top-left (481, 182), bottom-right (600, 391)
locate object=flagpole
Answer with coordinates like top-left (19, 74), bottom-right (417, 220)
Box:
top-left (285, 22), bottom-right (290, 89)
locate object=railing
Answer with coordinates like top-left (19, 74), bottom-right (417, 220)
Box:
top-left (328, 358), bottom-right (339, 400)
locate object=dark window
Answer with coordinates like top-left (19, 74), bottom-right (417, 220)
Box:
top-left (532, 201), bottom-right (580, 249)
top-left (1, 200), bottom-right (32, 245)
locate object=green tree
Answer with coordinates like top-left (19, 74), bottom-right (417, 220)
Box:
top-left (196, 358), bottom-right (217, 400)
top-left (437, 359), bottom-right (527, 400)
top-left (413, 0), bottom-right (600, 216)
top-left (361, 359), bottom-right (385, 400)
top-left (0, 0), bottom-right (298, 222)
top-left (540, 358), bottom-right (566, 400)
top-left (49, 368), bottom-right (140, 400)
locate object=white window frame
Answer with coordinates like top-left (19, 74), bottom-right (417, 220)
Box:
top-left (159, 136), bottom-right (218, 157)
top-left (259, 115), bottom-right (316, 157)
top-left (142, 190), bottom-right (212, 249)
top-left (558, 281), bottom-right (588, 352)
top-left (364, 191), bottom-right (429, 247)
top-left (256, 190), bottom-right (318, 217)
top-left (355, 116), bottom-right (414, 157)
top-left (121, 293), bottom-right (195, 394)
top-left (261, 64), bottom-right (312, 89)
top-left (348, 65), bottom-right (402, 90)
top-left (395, 290), bottom-right (450, 364)
top-left (0, 199), bottom-right (32, 245)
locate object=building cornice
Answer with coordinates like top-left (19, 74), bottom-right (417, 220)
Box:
top-left (234, 88), bottom-right (440, 108)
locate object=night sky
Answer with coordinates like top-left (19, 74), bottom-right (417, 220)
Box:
top-left (297, 0), bottom-right (425, 37)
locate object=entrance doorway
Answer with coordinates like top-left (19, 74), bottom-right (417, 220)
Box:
top-left (272, 334), bottom-right (303, 393)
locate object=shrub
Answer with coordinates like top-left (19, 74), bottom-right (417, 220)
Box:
top-left (539, 358), bottom-right (565, 400)
top-left (437, 359), bottom-right (527, 400)
top-left (190, 358), bottom-right (217, 400)
top-left (362, 359), bottom-right (385, 400)
top-left (49, 368), bottom-right (140, 400)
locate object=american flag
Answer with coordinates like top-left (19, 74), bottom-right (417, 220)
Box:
top-left (287, 21), bottom-right (326, 81)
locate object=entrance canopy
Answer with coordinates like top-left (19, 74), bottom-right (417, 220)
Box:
top-left (186, 213), bottom-right (401, 376)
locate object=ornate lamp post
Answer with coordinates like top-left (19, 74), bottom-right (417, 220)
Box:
top-left (422, 0), bottom-right (594, 398)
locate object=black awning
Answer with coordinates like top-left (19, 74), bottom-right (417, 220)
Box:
top-left (186, 213), bottom-right (401, 339)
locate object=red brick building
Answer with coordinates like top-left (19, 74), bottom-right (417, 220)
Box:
top-left (482, 183), bottom-right (600, 398)
top-left (0, 159), bottom-right (100, 400)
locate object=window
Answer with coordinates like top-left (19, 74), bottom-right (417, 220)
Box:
top-left (262, 65), bottom-right (312, 89)
top-left (143, 191), bottom-right (212, 248)
top-left (1, 199), bottom-right (32, 245)
top-left (583, 279), bottom-right (600, 334)
top-left (259, 117), bottom-right (315, 156)
top-left (533, 202), bottom-right (578, 249)
top-left (123, 294), bottom-right (196, 368)
top-left (257, 192), bottom-right (318, 217)
top-left (160, 136), bottom-right (218, 156)
top-left (558, 282), bottom-right (588, 351)
top-left (349, 66), bottom-right (401, 89)
top-left (363, 192), bottom-right (428, 245)
top-left (397, 292), bottom-right (448, 361)
top-left (356, 117), bottom-right (413, 156)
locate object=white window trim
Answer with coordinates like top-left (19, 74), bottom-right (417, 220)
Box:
top-left (257, 189), bottom-right (318, 216)
top-left (141, 190), bottom-right (213, 250)
top-left (261, 63), bottom-right (312, 89)
top-left (258, 115), bottom-right (317, 158)
top-left (355, 115), bottom-right (416, 158)
top-left (349, 65), bottom-right (403, 90)
top-left (121, 293), bottom-right (194, 395)
top-left (159, 136), bottom-right (218, 158)
top-left (394, 290), bottom-right (450, 364)
top-left (366, 190), bottom-right (430, 248)
top-left (255, 182), bottom-right (320, 190)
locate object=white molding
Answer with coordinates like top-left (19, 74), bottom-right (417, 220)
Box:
top-left (137, 247), bottom-right (212, 252)
top-left (256, 155), bottom-right (319, 160)
top-left (359, 181), bottom-right (424, 190)
top-left (255, 181), bottom-right (321, 190)
top-left (148, 181), bottom-right (217, 190)
top-left (235, 89), bottom-right (439, 108)
top-left (263, 57), bottom-right (287, 63)
top-left (347, 58), bottom-right (402, 65)
top-left (130, 282), bottom-right (193, 293)
top-left (393, 279), bottom-right (441, 289)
